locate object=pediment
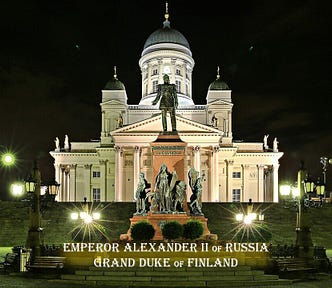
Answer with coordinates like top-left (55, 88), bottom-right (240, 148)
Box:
top-left (112, 114), bottom-right (222, 134)
top-left (111, 114), bottom-right (223, 146)
top-left (207, 99), bottom-right (233, 107)
top-left (100, 99), bottom-right (127, 106)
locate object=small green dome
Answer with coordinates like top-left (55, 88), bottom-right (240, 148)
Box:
top-left (143, 20), bottom-right (190, 50)
top-left (209, 67), bottom-right (229, 90)
top-left (208, 78), bottom-right (229, 90)
top-left (104, 78), bottom-right (125, 90)
top-left (104, 68), bottom-right (125, 90)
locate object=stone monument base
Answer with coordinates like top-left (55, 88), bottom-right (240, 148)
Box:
top-left (127, 212), bottom-right (211, 240)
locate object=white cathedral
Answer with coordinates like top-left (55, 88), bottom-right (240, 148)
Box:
top-left (50, 7), bottom-right (283, 203)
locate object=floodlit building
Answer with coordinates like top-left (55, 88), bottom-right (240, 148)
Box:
top-left (50, 7), bottom-right (283, 203)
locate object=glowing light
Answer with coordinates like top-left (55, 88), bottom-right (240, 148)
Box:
top-left (248, 212), bottom-right (257, 221)
top-left (83, 214), bottom-right (93, 224)
top-left (71, 210), bottom-right (101, 223)
top-left (71, 212), bottom-right (79, 220)
top-left (280, 185), bottom-right (291, 196)
top-left (243, 215), bottom-right (252, 225)
top-left (292, 187), bottom-right (300, 197)
top-left (235, 213), bottom-right (244, 221)
top-left (80, 212), bottom-right (88, 220)
top-left (69, 202), bottom-right (110, 243)
top-left (1, 152), bottom-right (15, 166)
top-left (11, 183), bottom-right (24, 197)
top-left (92, 212), bottom-right (101, 220)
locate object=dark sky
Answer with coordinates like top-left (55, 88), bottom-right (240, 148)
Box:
top-left (0, 0), bottom-right (331, 198)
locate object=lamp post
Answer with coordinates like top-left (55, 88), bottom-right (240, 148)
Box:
top-left (70, 198), bottom-right (101, 242)
top-left (25, 161), bottom-right (42, 258)
top-left (234, 199), bottom-right (266, 242)
top-left (295, 162), bottom-right (313, 259)
top-left (315, 178), bottom-right (325, 206)
top-left (25, 165), bottom-right (60, 256)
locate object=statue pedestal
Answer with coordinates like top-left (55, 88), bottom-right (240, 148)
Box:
top-left (150, 132), bottom-right (187, 188)
top-left (128, 213), bottom-right (211, 240)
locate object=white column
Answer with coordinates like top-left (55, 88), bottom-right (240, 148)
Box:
top-left (228, 111), bottom-right (233, 138)
top-left (241, 164), bottom-right (246, 202)
top-left (64, 167), bottom-right (70, 202)
top-left (273, 163), bottom-right (279, 203)
top-left (69, 164), bottom-right (77, 202)
top-left (84, 164), bottom-right (92, 201)
top-left (210, 146), bottom-right (219, 202)
top-left (133, 146), bottom-right (141, 199)
top-left (257, 165), bottom-right (265, 202)
top-left (193, 146), bottom-right (201, 172)
top-left (66, 170), bottom-right (70, 201)
top-left (59, 166), bottom-right (64, 202)
top-left (54, 164), bottom-right (60, 201)
top-left (115, 146), bottom-right (123, 201)
top-left (101, 111), bottom-right (106, 136)
top-left (227, 160), bottom-right (234, 202)
top-left (99, 160), bottom-right (107, 201)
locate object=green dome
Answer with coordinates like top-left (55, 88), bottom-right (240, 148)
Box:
top-left (143, 20), bottom-right (190, 50)
top-left (104, 76), bottom-right (125, 90)
top-left (209, 77), bottom-right (229, 90)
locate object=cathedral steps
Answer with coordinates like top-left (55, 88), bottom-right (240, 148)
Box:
top-left (56, 266), bottom-right (293, 287)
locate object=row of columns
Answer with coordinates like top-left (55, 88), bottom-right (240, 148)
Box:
top-left (223, 161), bottom-right (279, 202)
top-left (54, 147), bottom-right (279, 203)
top-left (54, 162), bottom-right (107, 202)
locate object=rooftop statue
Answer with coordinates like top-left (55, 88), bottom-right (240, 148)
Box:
top-left (152, 74), bottom-right (178, 132)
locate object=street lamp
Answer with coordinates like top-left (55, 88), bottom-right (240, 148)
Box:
top-left (1, 152), bottom-right (15, 166)
top-left (235, 199), bottom-right (264, 225)
top-left (25, 161), bottom-right (42, 258)
top-left (11, 182), bottom-right (24, 197)
top-left (0, 145), bottom-right (16, 170)
top-left (295, 162), bottom-right (314, 259)
top-left (23, 162), bottom-right (61, 258)
top-left (70, 198), bottom-right (102, 242)
top-left (40, 180), bottom-right (60, 208)
top-left (234, 199), bottom-right (267, 242)
top-left (315, 178), bottom-right (325, 198)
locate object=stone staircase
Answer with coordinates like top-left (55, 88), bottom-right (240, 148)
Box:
top-left (56, 265), bottom-right (293, 287)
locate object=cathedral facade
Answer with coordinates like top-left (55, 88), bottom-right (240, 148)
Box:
top-left (50, 9), bottom-right (283, 203)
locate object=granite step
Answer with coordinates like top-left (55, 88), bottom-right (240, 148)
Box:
top-left (55, 278), bottom-right (294, 287)
top-left (59, 265), bottom-right (293, 287)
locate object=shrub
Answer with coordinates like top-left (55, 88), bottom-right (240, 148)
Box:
top-left (130, 221), bottom-right (155, 241)
top-left (161, 221), bottom-right (183, 240)
top-left (183, 220), bottom-right (204, 240)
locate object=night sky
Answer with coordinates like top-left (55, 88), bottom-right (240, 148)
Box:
top-left (0, 0), bottom-right (331, 199)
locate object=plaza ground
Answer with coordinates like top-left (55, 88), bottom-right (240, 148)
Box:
top-left (0, 201), bottom-right (331, 287)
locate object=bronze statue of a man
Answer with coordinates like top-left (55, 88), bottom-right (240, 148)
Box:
top-left (152, 74), bottom-right (178, 132)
